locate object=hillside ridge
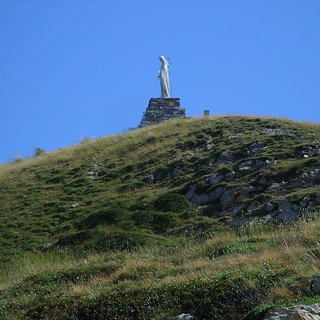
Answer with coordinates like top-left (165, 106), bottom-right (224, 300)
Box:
top-left (0, 115), bottom-right (320, 319)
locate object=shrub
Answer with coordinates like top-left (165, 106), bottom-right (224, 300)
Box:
top-left (79, 209), bottom-right (127, 229)
top-left (153, 192), bottom-right (190, 213)
top-left (152, 211), bottom-right (179, 233)
top-left (132, 211), bottom-right (180, 233)
top-left (83, 231), bottom-right (164, 251)
top-left (131, 211), bottom-right (154, 229)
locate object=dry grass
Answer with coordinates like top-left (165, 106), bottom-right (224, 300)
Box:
top-left (2, 216), bottom-right (310, 298)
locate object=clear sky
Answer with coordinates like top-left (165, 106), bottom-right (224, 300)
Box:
top-left (1, 0), bottom-right (319, 163)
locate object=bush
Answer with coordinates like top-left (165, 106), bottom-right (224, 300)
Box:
top-left (79, 209), bottom-right (126, 229)
top-left (131, 211), bottom-right (154, 229)
top-left (132, 211), bottom-right (179, 233)
top-left (154, 192), bottom-right (190, 213)
top-left (152, 211), bottom-right (179, 233)
top-left (83, 231), bottom-right (164, 251)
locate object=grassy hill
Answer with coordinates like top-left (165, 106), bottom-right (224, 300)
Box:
top-left (0, 116), bottom-right (319, 319)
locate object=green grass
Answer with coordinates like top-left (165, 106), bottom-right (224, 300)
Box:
top-left (0, 115), bottom-right (319, 319)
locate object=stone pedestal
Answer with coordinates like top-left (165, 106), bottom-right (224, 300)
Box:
top-left (139, 98), bottom-right (186, 128)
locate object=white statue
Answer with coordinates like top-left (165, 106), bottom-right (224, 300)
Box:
top-left (158, 56), bottom-right (171, 98)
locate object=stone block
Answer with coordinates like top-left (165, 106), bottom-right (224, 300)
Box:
top-left (139, 98), bottom-right (186, 128)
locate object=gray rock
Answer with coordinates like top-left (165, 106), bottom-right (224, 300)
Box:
top-left (266, 202), bottom-right (275, 212)
top-left (37, 242), bottom-right (54, 250)
top-left (230, 204), bottom-right (245, 217)
top-left (258, 176), bottom-right (268, 186)
top-left (87, 171), bottom-right (98, 179)
top-left (230, 216), bottom-right (252, 227)
top-left (239, 166), bottom-right (252, 173)
top-left (208, 186), bottom-right (225, 201)
top-left (286, 168), bottom-right (320, 190)
top-left (225, 171), bottom-right (236, 181)
top-left (185, 185), bottom-right (196, 200)
top-left (262, 128), bottom-right (286, 136)
top-left (169, 313), bottom-right (196, 320)
top-left (216, 151), bottom-right (233, 164)
top-left (255, 159), bottom-right (267, 168)
top-left (269, 182), bottom-right (281, 190)
top-left (207, 173), bottom-right (223, 185)
top-left (205, 139), bottom-right (214, 150)
top-left (278, 198), bottom-right (297, 211)
top-left (247, 200), bottom-right (260, 211)
top-left (277, 211), bottom-right (299, 222)
top-left (248, 142), bottom-right (265, 156)
top-left (228, 133), bottom-right (243, 139)
top-left (145, 173), bottom-right (154, 184)
top-left (220, 189), bottom-right (233, 209)
top-left (286, 180), bottom-right (303, 190)
top-left (312, 275), bottom-right (320, 294)
top-left (238, 160), bottom-right (253, 169)
top-left (191, 194), bottom-right (209, 205)
top-left (221, 151), bottom-right (232, 158)
top-left (276, 199), bottom-right (300, 221)
top-left (263, 303), bottom-right (320, 320)
top-left (288, 278), bottom-right (312, 295)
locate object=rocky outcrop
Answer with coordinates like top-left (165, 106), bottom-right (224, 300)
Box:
top-left (169, 313), bottom-right (196, 320)
top-left (183, 146), bottom-right (320, 227)
top-left (263, 303), bottom-right (320, 320)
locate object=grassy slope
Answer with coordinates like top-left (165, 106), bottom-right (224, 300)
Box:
top-left (0, 116), bottom-right (319, 319)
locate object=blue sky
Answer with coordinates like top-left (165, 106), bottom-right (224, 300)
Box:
top-left (1, 0), bottom-right (319, 163)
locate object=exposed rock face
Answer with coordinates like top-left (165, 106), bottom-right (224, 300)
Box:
top-left (183, 148), bottom-right (320, 227)
top-left (216, 151), bottom-right (234, 164)
top-left (169, 313), bottom-right (197, 320)
top-left (263, 303), bottom-right (320, 320)
top-left (312, 275), bottom-right (320, 294)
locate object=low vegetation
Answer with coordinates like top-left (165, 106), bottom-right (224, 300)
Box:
top-left (0, 116), bottom-right (319, 319)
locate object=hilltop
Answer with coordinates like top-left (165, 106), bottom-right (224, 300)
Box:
top-left (0, 116), bottom-right (319, 319)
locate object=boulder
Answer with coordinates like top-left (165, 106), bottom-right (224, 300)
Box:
top-left (312, 275), bottom-right (320, 294)
top-left (208, 186), bottom-right (226, 201)
top-left (266, 202), bottom-right (275, 212)
top-left (258, 176), bottom-right (268, 186)
top-left (263, 303), bottom-right (320, 320)
top-left (207, 173), bottom-right (223, 185)
top-left (248, 142), bottom-right (265, 156)
top-left (216, 151), bottom-right (234, 164)
top-left (220, 189), bottom-right (233, 209)
top-left (144, 173), bottom-right (154, 184)
top-left (276, 198), bottom-right (300, 221)
top-left (269, 183), bottom-right (281, 190)
top-left (185, 185), bottom-right (197, 200)
top-left (169, 313), bottom-right (196, 320)
top-left (191, 194), bottom-right (210, 205)
top-left (225, 171), bottom-right (236, 181)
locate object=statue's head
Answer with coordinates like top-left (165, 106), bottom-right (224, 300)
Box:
top-left (159, 56), bottom-right (166, 62)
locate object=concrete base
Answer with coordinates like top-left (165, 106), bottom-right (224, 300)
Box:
top-left (139, 98), bottom-right (186, 128)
